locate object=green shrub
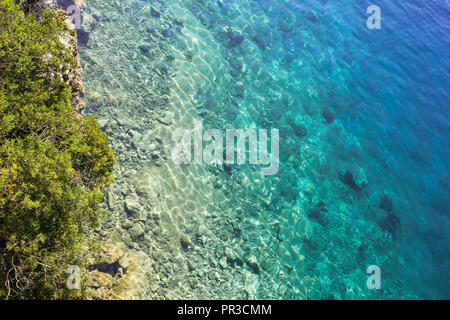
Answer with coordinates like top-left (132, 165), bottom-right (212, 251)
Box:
top-left (0, 0), bottom-right (115, 299)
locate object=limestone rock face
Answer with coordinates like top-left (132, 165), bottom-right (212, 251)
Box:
top-left (56, 9), bottom-right (85, 113)
top-left (31, 0), bottom-right (86, 113)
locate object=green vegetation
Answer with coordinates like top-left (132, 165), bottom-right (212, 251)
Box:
top-left (0, 0), bottom-right (115, 299)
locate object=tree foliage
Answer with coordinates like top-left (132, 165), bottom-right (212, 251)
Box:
top-left (0, 0), bottom-right (115, 299)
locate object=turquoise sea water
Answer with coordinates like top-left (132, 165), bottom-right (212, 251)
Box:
top-left (74, 0), bottom-right (449, 299)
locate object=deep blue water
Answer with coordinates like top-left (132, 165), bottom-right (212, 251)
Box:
top-left (286, 0), bottom-right (450, 298)
top-left (323, 0), bottom-right (450, 298)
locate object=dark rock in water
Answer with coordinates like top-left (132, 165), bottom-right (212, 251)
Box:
top-left (357, 244), bottom-right (366, 262)
top-left (268, 105), bottom-right (284, 120)
top-left (307, 11), bottom-right (318, 23)
top-left (146, 27), bottom-right (156, 35)
top-left (179, 234), bottom-right (191, 249)
top-left (229, 33), bottom-right (245, 48)
top-left (308, 202), bottom-right (329, 227)
top-left (252, 34), bottom-right (267, 51)
top-left (302, 237), bottom-right (320, 253)
top-left (91, 261), bottom-right (126, 278)
top-left (77, 29), bottom-right (89, 47)
top-left (387, 213), bottom-right (400, 229)
top-left (197, 108), bottom-right (208, 117)
top-left (286, 116), bottom-right (307, 138)
top-left (174, 18), bottom-right (184, 27)
top-left (339, 170), bottom-right (362, 191)
top-left (196, 9), bottom-right (215, 28)
top-left (155, 61), bottom-right (168, 74)
top-left (278, 19), bottom-right (293, 33)
top-left (184, 50), bottom-right (194, 62)
top-left (57, 0), bottom-right (76, 10)
top-left (282, 52), bottom-right (295, 65)
top-left (138, 44), bottom-right (151, 54)
top-left (291, 123), bottom-right (307, 138)
top-left (227, 28), bottom-right (245, 48)
top-left (150, 6), bottom-right (160, 18)
top-left (230, 82), bottom-right (245, 98)
top-left (225, 107), bottom-right (238, 121)
top-left (162, 29), bottom-right (171, 38)
top-left (379, 194), bottom-right (394, 212)
top-left (165, 54), bottom-right (175, 62)
top-left (216, 30), bottom-right (230, 47)
top-left (378, 213), bottom-right (401, 238)
top-left (322, 109), bottom-right (336, 124)
top-left (223, 163), bottom-right (234, 176)
top-left (280, 181), bottom-right (295, 200)
top-left (246, 256), bottom-right (260, 274)
top-left (228, 58), bottom-right (243, 77)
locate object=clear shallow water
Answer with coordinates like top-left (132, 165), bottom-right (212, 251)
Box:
top-left (77, 0), bottom-right (449, 299)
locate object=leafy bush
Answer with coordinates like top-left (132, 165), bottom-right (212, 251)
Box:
top-left (0, 0), bottom-right (115, 299)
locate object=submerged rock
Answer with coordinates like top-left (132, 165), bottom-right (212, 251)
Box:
top-left (252, 33), bottom-right (267, 51)
top-left (246, 255), bottom-right (260, 274)
top-left (282, 52), bottom-right (295, 65)
top-left (91, 260), bottom-right (126, 278)
top-left (379, 194), bottom-right (394, 212)
top-left (124, 195), bottom-right (142, 217)
top-left (306, 11), bottom-right (318, 23)
top-left (278, 19), bottom-right (293, 33)
top-left (291, 123), bottom-right (307, 138)
top-left (138, 43), bottom-right (151, 54)
top-left (339, 170), bottom-right (366, 191)
top-left (179, 233), bottom-right (192, 249)
top-left (378, 213), bottom-right (401, 238)
top-left (76, 28), bottom-right (89, 47)
top-left (130, 223), bottom-right (144, 240)
top-left (227, 28), bottom-right (245, 48)
top-left (286, 116), bottom-right (307, 139)
top-left (228, 58), bottom-right (243, 77)
top-left (308, 202), bottom-right (329, 227)
top-left (121, 219), bottom-right (133, 230)
top-left (321, 109), bottom-right (336, 124)
top-left (162, 29), bottom-right (171, 38)
top-left (150, 7), bottom-right (160, 18)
